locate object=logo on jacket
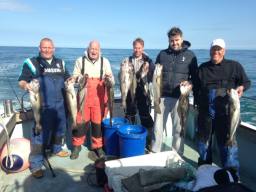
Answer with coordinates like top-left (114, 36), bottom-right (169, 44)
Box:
top-left (56, 63), bottom-right (60, 68)
top-left (182, 56), bottom-right (185, 62)
top-left (44, 68), bottom-right (62, 73)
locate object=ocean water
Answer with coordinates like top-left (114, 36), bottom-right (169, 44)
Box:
top-left (0, 46), bottom-right (255, 126)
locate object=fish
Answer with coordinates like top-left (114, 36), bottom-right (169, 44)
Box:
top-left (130, 72), bottom-right (137, 104)
top-left (177, 81), bottom-right (192, 137)
top-left (138, 61), bottom-right (150, 96)
top-left (105, 77), bottom-right (114, 126)
top-left (227, 88), bottom-right (240, 146)
top-left (140, 61), bottom-right (149, 79)
top-left (120, 59), bottom-right (136, 111)
top-left (77, 74), bottom-right (88, 113)
top-left (152, 64), bottom-right (163, 114)
top-left (29, 79), bottom-right (42, 135)
top-left (65, 79), bottom-right (77, 129)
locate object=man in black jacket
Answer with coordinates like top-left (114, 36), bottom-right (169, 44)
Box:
top-left (120, 38), bottom-right (155, 150)
top-left (151, 27), bottom-right (198, 154)
top-left (197, 38), bottom-right (250, 175)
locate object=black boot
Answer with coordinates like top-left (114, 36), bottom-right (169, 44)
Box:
top-left (146, 127), bottom-right (153, 152)
top-left (70, 146), bottom-right (81, 160)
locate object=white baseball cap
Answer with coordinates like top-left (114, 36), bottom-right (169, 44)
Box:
top-left (211, 38), bottom-right (226, 49)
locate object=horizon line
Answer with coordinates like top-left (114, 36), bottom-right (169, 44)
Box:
top-left (0, 45), bottom-right (255, 51)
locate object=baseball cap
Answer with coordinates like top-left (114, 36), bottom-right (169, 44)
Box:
top-left (211, 38), bottom-right (226, 49)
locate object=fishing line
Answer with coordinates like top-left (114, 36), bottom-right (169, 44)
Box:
top-left (6, 76), bottom-right (22, 108)
top-left (0, 65), bottom-right (23, 110)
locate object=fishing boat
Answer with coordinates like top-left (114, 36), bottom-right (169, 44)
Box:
top-left (0, 96), bottom-right (255, 192)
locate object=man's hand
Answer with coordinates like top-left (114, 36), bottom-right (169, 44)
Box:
top-left (104, 74), bottom-right (112, 88)
top-left (66, 76), bottom-right (76, 84)
top-left (180, 80), bottom-right (191, 87)
top-left (25, 83), bottom-right (32, 91)
top-left (19, 80), bottom-right (32, 91)
top-left (236, 86), bottom-right (244, 98)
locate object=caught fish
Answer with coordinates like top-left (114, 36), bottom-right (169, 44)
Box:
top-left (138, 61), bottom-right (150, 96)
top-left (105, 77), bottom-right (114, 126)
top-left (227, 88), bottom-right (240, 146)
top-left (120, 59), bottom-right (136, 111)
top-left (177, 81), bottom-right (192, 137)
top-left (77, 74), bottom-right (88, 113)
top-left (140, 61), bottom-right (149, 79)
top-left (65, 79), bottom-right (77, 129)
top-left (152, 64), bottom-right (163, 114)
top-left (130, 73), bottom-right (137, 103)
top-left (29, 79), bottom-right (42, 135)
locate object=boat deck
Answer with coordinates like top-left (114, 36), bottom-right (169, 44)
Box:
top-left (0, 132), bottom-right (255, 191)
top-left (0, 146), bottom-right (101, 192)
top-left (0, 101), bottom-right (256, 191)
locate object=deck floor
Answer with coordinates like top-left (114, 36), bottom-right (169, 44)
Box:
top-left (0, 146), bottom-right (103, 192)
top-left (1, 138), bottom-right (255, 191)
top-left (0, 101), bottom-right (255, 191)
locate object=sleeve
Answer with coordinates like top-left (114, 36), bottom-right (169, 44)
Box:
top-left (189, 54), bottom-right (199, 105)
top-left (155, 53), bottom-right (161, 64)
top-left (18, 59), bottom-right (33, 82)
top-left (236, 62), bottom-right (251, 91)
top-left (73, 57), bottom-right (82, 77)
top-left (104, 58), bottom-right (115, 85)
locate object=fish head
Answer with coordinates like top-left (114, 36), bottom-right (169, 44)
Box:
top-left (104, 75), bottom-right (112, 88)
top-left (229, 88), bottom-right (240, 103)
top-left (120, 61), bottom-right (134, 95)
top-left (64, 79), bottom-right (75, 91)
top-left (140, 62), bottom-right (149, 79)
top-left (30, 79), bottom-right (40, 93)
top-left (180, 82), bottom-right (192, 96)
top-left (78, 74), bottom-right (88, 89)
top-left (155, 64), bottom-right (163, 76)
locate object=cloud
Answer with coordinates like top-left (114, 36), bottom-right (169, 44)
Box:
top-left (0, 0), bottom-right (31, 12)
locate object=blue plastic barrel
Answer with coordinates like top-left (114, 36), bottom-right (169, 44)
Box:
top-left (117, 125), bottom-right (147, 158)
top-left (102, 117), bottom-right (129, 156)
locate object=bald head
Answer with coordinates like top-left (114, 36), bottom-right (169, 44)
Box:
top-left (88, 40), bottom-right (100, 61)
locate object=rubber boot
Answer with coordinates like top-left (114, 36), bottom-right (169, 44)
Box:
top-left (70, 146), bottom-right (82, 160)
top-left (146, 127), bottom-right (153, 152)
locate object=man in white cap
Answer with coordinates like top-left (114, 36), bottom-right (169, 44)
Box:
top-left (196, 38), bottom-right (251, 177)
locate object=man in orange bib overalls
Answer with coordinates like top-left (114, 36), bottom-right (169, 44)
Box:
top-left (70, 40), bottom-right (114, 159)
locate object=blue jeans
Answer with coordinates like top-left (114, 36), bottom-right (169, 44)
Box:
top-left (197, 89), bottom-right (240, 173)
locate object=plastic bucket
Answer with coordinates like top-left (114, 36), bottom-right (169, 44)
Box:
top-left (102, 117), bottom-right (129, 156)
top-left (117, 125), bottom-right (147, 158)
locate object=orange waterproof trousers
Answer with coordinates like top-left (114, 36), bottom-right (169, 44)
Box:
top-left (72, 78), bottom-right (108, 149)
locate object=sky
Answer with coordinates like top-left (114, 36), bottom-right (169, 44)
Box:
top-left (0, 0), bottom-right (256, 49)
